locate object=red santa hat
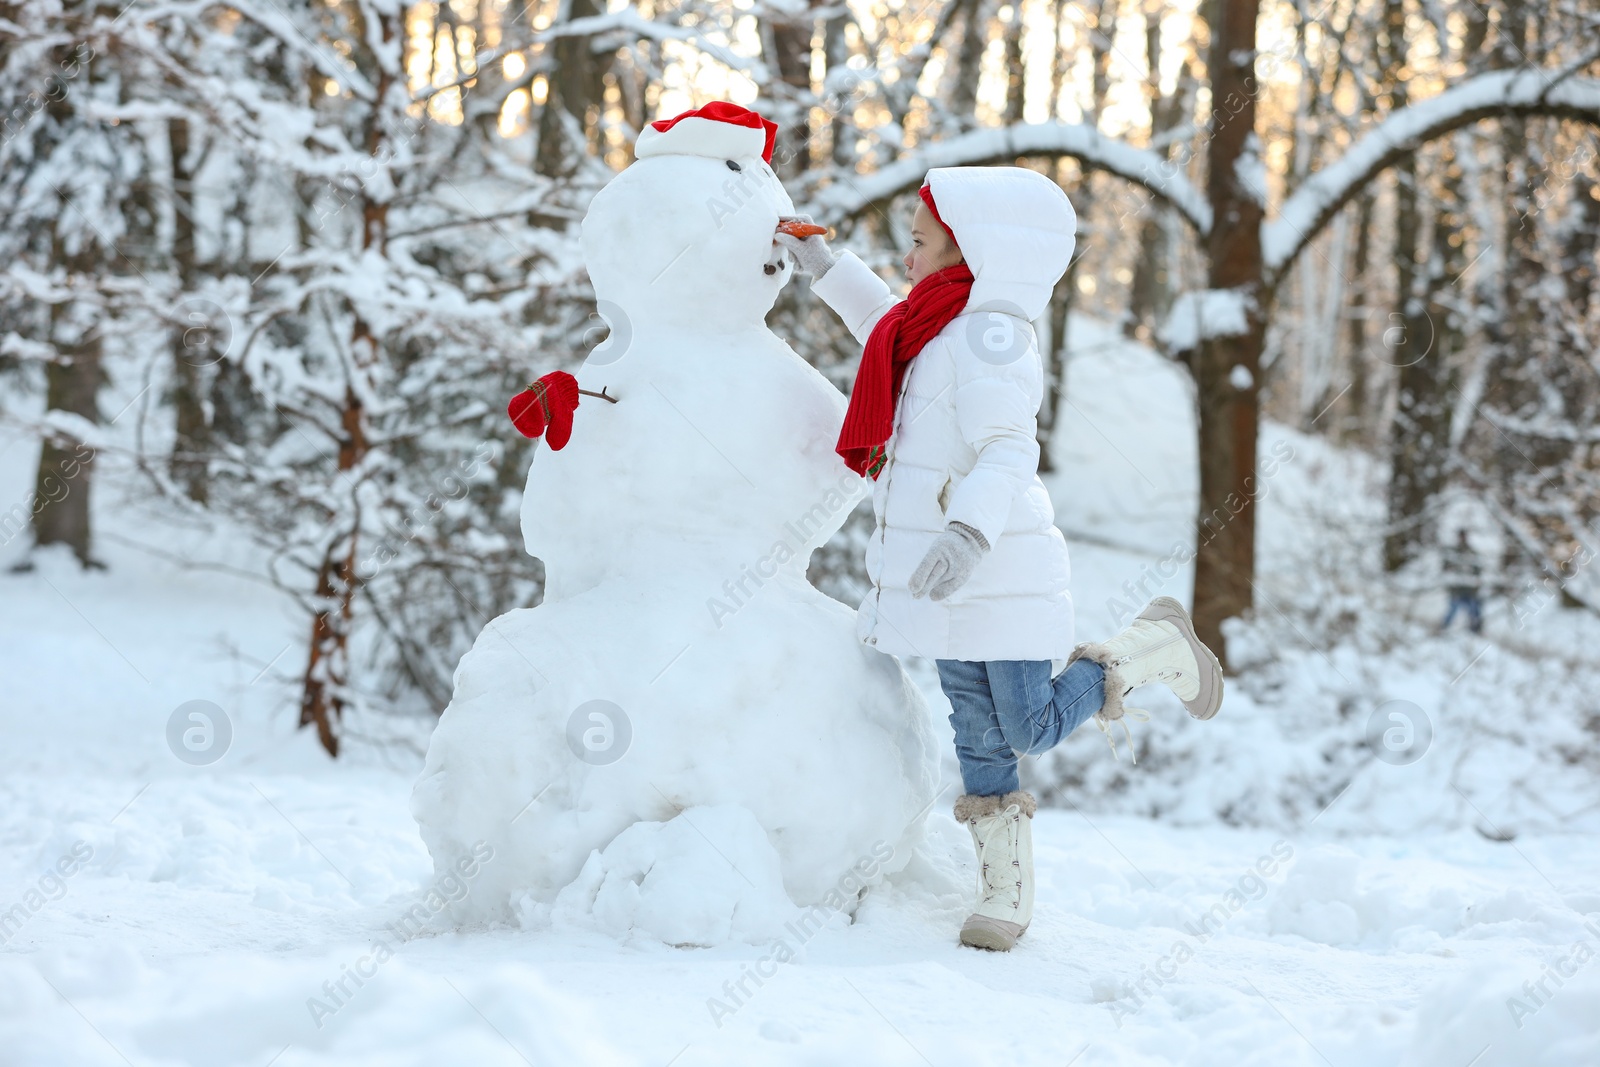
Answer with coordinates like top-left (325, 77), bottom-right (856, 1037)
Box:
top-left (635, 101), bottom-right (779, 164)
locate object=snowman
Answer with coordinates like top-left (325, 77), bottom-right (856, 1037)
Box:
top-left (411, 103), bottom-right (939, 932)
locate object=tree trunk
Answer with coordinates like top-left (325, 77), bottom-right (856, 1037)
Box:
top-left (1038, 0), bottom-right (1113, 472)
top-left (1386, 129), bottom-right (1470, 571)
top-left (24, 24), bottom-right (110, 569)
top-left (1037, 164), bottom-right (1079, 474)
top-left (535, 0), bottom-right (603, 178)
top-left (1380, 141), bottom-right (1429, 567)
top-left (767, 3), bottom-right (817, 177)
top-left (823, 11), bottom-right (856, 168)
top-left (1190, 0), bottom-right (1265, 664)
top-left (1084, 0), bottom-right (1115, 126)
top-left (1486, 0), bottom-right (1575, 584)
top-left (948, 0), bottom-right (988, 123)
top-left (1338, 192), bottom-right (1374, 446)
top-left (169, 115), bottom-right (210, 503)
top-left (1564, 173), bottom-right (1598, 315)
top-left (1001, 1), bottom-right (1024, 123)
top-left (1381, 0), bottom-right (1468, 572)
top-left (31, 317), bottom-right (101, 567)
top-left (1127, 26), bottom-right (1188, 337)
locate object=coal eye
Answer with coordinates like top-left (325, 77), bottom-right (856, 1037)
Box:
top-left (725, 159), bottom-right (741, 172)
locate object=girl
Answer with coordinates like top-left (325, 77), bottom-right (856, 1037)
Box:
top-left (775, 166), bottom-right (1224, 952)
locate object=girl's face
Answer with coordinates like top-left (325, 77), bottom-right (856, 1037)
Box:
top-left (903, 201), bottom-right (963, 286)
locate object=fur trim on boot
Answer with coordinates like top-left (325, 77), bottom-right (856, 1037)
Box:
top-left (953, 790), bottom-right (1037, 824)
top-left (1063, 640), bottom-right (1143, 763)
top-left (1064, 640), bottom-right (1130, 721)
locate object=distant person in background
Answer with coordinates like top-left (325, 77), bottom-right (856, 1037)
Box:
top-left (1439, 530), bottom-right (1484, 634)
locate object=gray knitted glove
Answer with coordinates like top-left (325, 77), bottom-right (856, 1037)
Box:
top-left (774, 214), bottom-right (839, 279)
top-left (909, 521), bottom-right (990, 601)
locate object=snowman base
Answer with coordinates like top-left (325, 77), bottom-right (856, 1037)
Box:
top-left (534, 804), bottom-right (803, 947)
top-left (410, 571), bottom-right (940, 932)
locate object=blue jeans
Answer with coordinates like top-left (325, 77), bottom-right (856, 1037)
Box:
top-left (1442, 592), bottom-right (1482, 633)
top-left (935, 658), bottom-right (1108, 796)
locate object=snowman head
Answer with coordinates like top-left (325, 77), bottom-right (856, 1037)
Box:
top-left (582, 103), bottom-right (796, 336)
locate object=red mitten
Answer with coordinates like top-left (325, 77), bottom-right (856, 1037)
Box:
top-left (507, 371), bottom-right (581, 449)
top-left (540, 371), bottom-right (579, 449)
top-left (507, 388), bottom-right (547, 438)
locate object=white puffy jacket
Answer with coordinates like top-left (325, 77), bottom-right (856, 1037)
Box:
top-left (811, 166), bottom-right (1079, 662)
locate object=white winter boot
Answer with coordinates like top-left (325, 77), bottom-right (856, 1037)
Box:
top-left (954, 791), bottom-right (1035, 951)
top-left (1069, 596), bottom-right (1224, 760)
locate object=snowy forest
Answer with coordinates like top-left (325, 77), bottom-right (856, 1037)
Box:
top-left (3, 0), bottom-right (1600, 1062)
top-left (6, 0), bottom-right (1598, 745)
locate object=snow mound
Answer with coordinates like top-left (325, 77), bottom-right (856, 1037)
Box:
top-left (1267, 845), bottom-right (1389, 947)
top-left (0, 947), bottom-right (629, 1067)
top-left (1405, 954), bottom-right (1600, 1067)
top-left (543, 805), bottom-right (800, 947)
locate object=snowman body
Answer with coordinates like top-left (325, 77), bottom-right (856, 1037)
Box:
top-left (411, 146), bottom-right (939, 920)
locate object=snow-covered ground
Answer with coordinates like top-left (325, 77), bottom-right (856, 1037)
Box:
top-left (3, 319), bottom-right (1597, 1066)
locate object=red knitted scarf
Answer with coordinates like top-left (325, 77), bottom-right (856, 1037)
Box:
top-left (836, 261), bottom-right (974, 478)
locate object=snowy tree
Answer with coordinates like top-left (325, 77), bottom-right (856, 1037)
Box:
top-left (0, 0), bottom-right (155, 569)
top-left (99, 0), bottom-right (600, 752)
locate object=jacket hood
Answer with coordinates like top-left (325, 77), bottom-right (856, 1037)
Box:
top-left (923, 166), bottom-right (1077, 324)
